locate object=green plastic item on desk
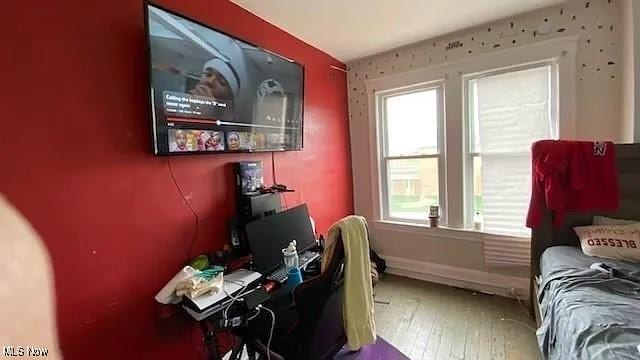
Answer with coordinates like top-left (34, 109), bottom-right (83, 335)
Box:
top-left (189, 255), bottom-right (210, 270)
top-left (196, 266), bottom-right (225, 281)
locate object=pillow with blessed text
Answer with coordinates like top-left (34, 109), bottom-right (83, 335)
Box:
top-left (574, 224), bottom-right (640, 262)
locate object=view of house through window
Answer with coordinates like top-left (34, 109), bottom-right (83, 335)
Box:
top-left (382, 88), bottom-right (441, 221)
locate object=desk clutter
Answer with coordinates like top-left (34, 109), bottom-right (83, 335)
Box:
top-left (155, 265), bottom-right (225, 304)
top-left (153, 212), bottom-right (388, 359)
top-left (152, 161), bottom-right (387, 359)
top-left (182, 269), bottom-right (263, 321)
top-left (154, 199), bottom-right (324, 329)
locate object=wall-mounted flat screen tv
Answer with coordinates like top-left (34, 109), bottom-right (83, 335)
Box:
top-left (145, 3), bottom-right (304, 155)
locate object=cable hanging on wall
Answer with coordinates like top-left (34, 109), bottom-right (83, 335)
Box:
top-left (167, 158), bottom-right (199, 262)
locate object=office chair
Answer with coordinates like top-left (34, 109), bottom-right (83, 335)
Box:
top-left (243, 236), bottom-right (347, 360)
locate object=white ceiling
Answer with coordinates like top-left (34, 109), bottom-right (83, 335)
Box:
top-left (231, 0), bottom-right (567, 62)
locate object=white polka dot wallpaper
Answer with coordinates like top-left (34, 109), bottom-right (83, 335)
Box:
top-left (348, 0), bottom-right (623, 142)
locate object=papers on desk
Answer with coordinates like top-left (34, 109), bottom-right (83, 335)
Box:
top-left (155, 266), bottom-right (200, 304)
top-left (182, 269), bottom-right (262, 321)
top-left (155, 266), bottom-right (225, 304)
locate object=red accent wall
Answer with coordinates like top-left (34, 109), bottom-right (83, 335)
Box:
top-left (0, 1), bottom-right (352, 358)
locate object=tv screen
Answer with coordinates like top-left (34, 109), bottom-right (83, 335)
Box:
top-left (145, 4), bottom-right (304, 155)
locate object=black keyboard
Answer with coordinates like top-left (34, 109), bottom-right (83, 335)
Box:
top-left (269, 267), bottom-right (289, 283)
top-left (267, 251), bottom-right (320, 283)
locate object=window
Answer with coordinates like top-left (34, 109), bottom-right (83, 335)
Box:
top-left (379, 86), bottom-right (443, 222)
top-left (466, 64), bottom-right (558, 237)
top-left (368, 39), bottom-right (575, 236)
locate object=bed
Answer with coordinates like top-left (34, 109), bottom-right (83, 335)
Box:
top-left (530, 143), bottom-right (640, 360)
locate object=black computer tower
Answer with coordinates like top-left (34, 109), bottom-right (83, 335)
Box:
top-left (237, 193), bottom-right (282, 221)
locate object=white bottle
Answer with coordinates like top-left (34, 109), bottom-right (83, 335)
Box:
top-left (473, 211), bottom-right (483, 231)
top-left (282, 240), bottom-right (299, 271)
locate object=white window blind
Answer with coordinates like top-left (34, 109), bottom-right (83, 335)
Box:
top-left (468, 64), bottom-right (557, 237)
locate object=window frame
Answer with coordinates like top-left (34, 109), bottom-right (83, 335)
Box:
top-left (363, 36), bottom-right (578, 238)
top-left (462, 61), bottom-right (560, 229)
top-left (376, 82), bottom-right (446, 224)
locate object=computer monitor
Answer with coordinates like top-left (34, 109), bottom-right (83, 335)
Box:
top-left (245, 204), bottom-right (316, 274)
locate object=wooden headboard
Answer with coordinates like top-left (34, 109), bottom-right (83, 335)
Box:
top-left (530, 143), bottom-right (640, 277)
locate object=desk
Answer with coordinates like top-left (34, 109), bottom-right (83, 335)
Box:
top-left (188, 257), bottom-right (322, 360)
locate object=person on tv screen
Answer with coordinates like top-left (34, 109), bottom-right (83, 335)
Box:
top-left (190, 59), bottom-right (238, 102)
top-left (170, 130), bottom-right (189, 152)
top-left (205, 132), bottom-right (225, 151)
top-left (227, 132), bottom-right (240, 151)
top-left (196, 131), bottom-right (206, 151)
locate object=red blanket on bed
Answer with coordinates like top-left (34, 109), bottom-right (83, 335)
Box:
top-left (526, 140), bottom-right (619, 228)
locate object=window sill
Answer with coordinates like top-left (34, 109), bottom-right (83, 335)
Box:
top-left (372, 220), bottom-right (529, 243)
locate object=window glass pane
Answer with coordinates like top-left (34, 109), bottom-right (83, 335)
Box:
top-left (469, 65), bottom-right (556, 237)
top-left (385, 89), bottom-right (439, 156)
top-left (387, 158), bottom-right (439, 221)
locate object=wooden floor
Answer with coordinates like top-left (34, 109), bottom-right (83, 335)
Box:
top-left (373, 275), bottom-right (540, 360)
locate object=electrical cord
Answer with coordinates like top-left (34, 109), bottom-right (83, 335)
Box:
top-left (502, 289), bottom-right (537, 332)
top-left (222, 280), bottom-right (250, 320)
top-left (499, 317), bottom-right (537, 332)
top-left (167, 158), bottom-right (199, 262)
top-left (259, 305), bottom-right (275, 360)
top-left (247, 307), bottom-right (262, 321)
top-left (508, 287), bottom-right (533, 319)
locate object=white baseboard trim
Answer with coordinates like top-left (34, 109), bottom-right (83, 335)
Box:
top-left (381, 255), bottom-right (530, 300)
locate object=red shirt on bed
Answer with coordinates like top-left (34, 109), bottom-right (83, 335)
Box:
top-left (526, 140), bottom-right (619, 228)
